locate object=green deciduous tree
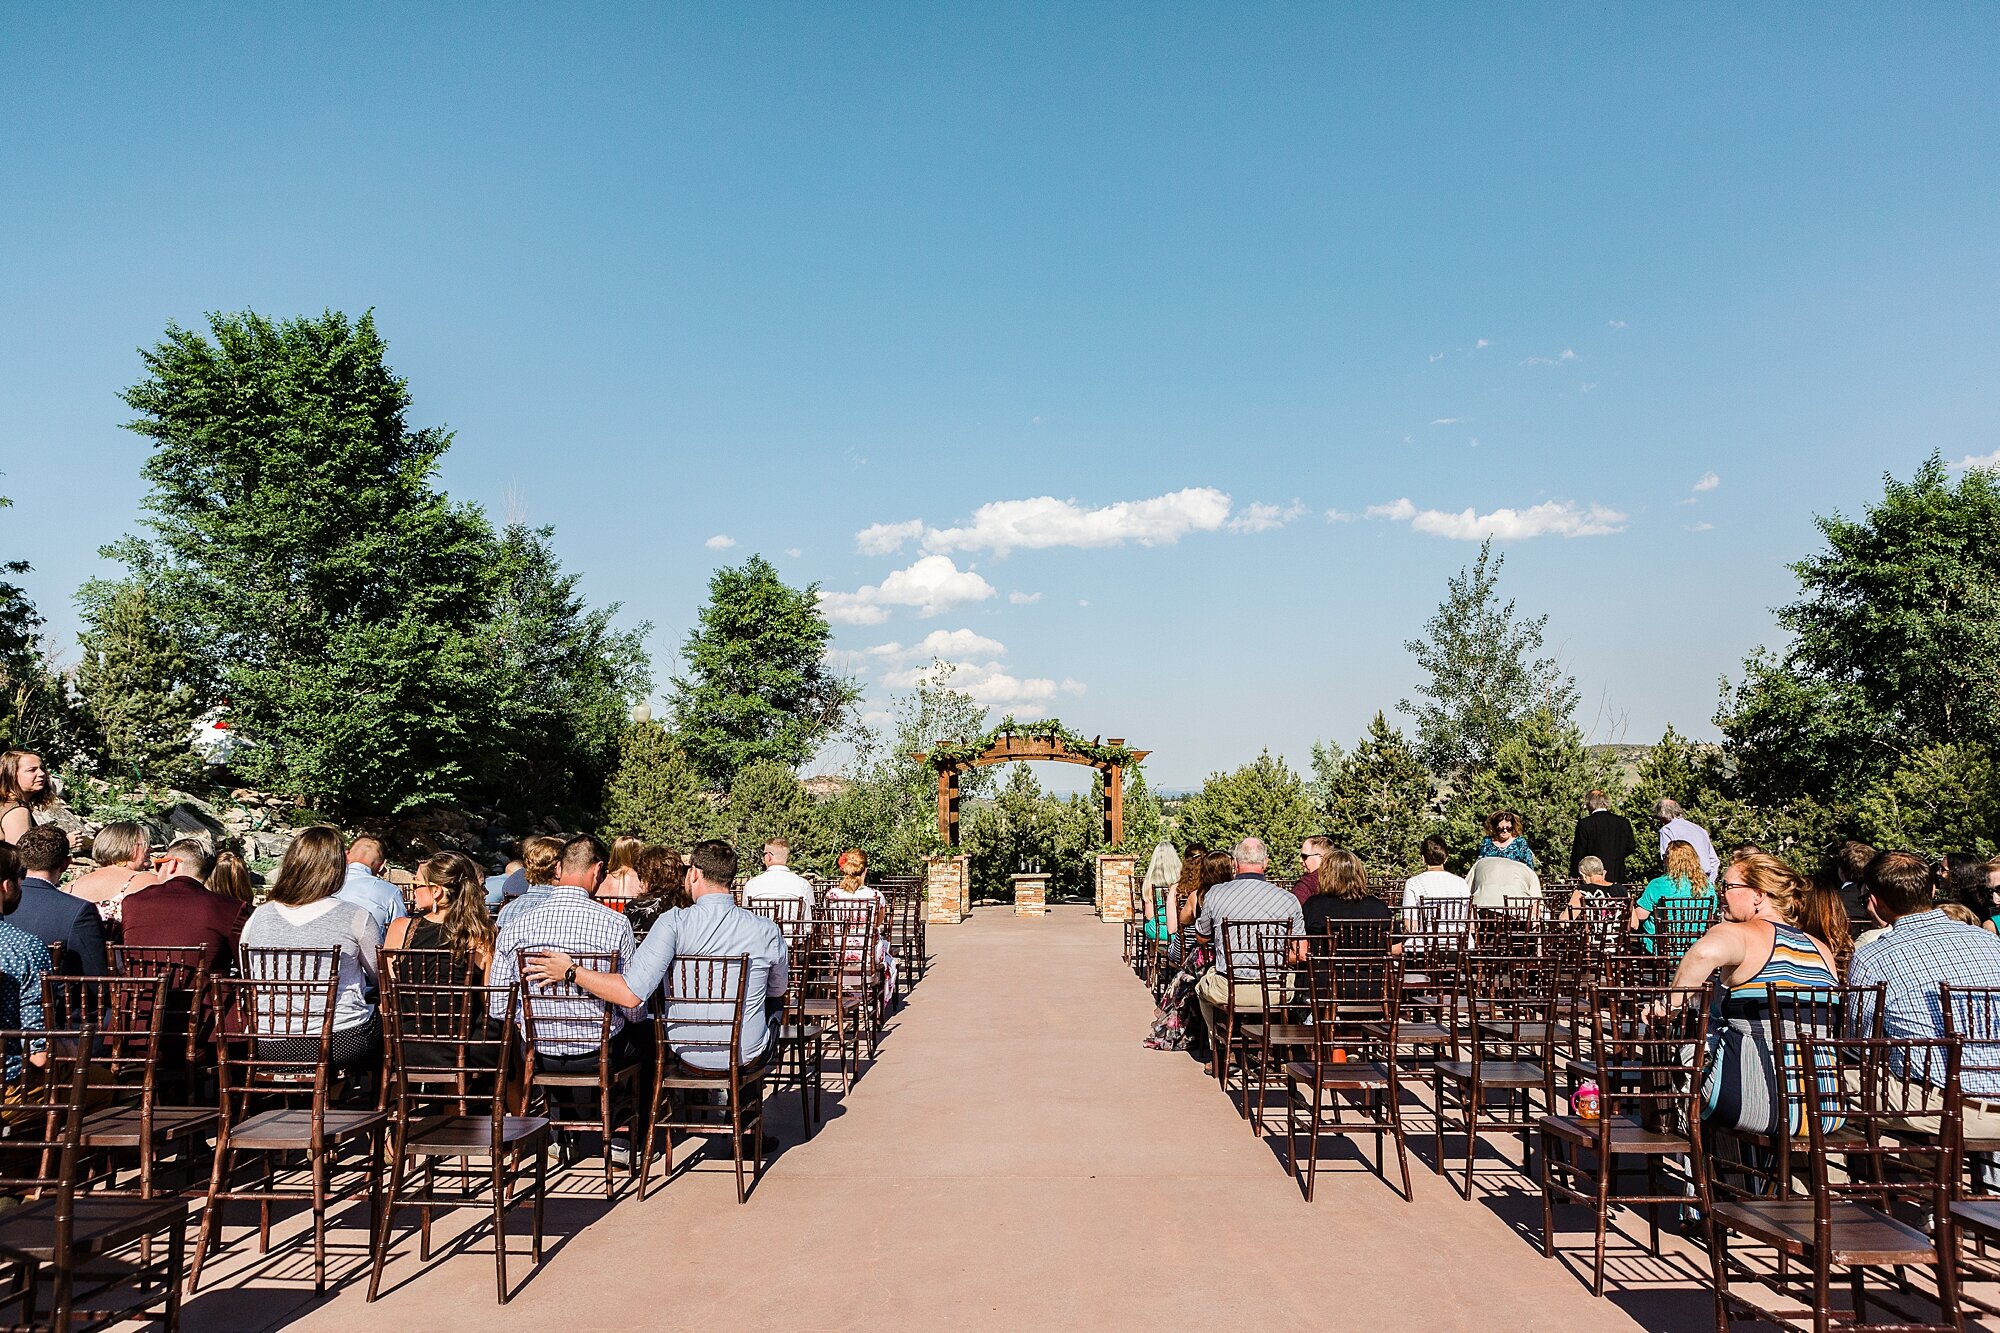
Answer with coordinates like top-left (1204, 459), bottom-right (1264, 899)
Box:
top-left (671, 555), bottom-right (859, 788)
top-left (1176, 750), bottom-right (1314, 877)
top-left (726, 759), bottom-right (822, 871)
top-left (1719, 455), bottom-right (2000, 804)
top-left (112, 310), bottom-right (504, 811)
top-left (601, 721), bottom-right (714, 845)
top-left (1402, 539), bottom-right (1577, 778)
top-left (1853, 743), bottom-right (2000, 858)
top-left (75, 580), bottom-right (204, 786)
top-left (818, 667), bottom-right (989, 876)
top-left (1311, 712), bottom-right (1438, 874)
top-left (483, 522), bottom-right (652, 816)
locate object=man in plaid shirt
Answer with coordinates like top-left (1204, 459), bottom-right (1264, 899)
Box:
top-left (1849, 849), bottom-right (2000, 1097)
top-left (490, 833), bottom-right (648, 1070)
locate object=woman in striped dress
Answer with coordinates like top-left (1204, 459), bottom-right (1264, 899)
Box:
top-left (1671, 853), bottom-right (1841, 1140)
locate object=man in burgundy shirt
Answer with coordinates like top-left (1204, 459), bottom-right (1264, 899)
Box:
top-left (1292, 835), bottom-right (1333, 905)
top-left (120, 838), bottom-right (251, 974)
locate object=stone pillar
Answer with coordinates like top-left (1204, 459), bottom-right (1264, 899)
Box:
top-left (1010, 872), bottom-right (1049, 917)
top-left (925, 853), bottom-right (971, 925)
top-left (1096, 853), bottom-right (1136, 922)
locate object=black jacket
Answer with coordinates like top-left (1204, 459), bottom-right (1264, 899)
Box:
top-left (1569, 810), bottom-right (1638, 882)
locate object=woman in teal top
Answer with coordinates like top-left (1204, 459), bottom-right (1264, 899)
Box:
top-left (1628, 839), bottom-right (1715, 954)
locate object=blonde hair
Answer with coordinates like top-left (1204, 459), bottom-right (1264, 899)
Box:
top-left (86, 821), bottom-right (150, 868)
top-left (1316, 848), bottom-right (1369, 900)
top-left (606, 835), bottom-right (645, 876)
top-left (837, 847), bottom-right (867, 894)
top-left (208, 851), bottom-right (255, 904)
top-left (1664, 840), bottom-right (1709, 893)
top-left (1733, 852), bottom-right (1805, 921)
top-left (1940, 902), bottom-right (1983, 928)
top-left (522, 835), bottom-right (564, 887)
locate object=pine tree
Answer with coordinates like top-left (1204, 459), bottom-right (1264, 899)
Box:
top-left (75, 580), bottom-right (204, 786)
top-left (601, 722), bottom-right (714, 845)
top-left (1314, 712), bottom-right (1437, 874)
top-left (0, 481), bottom-right (83, 757)
top-left (671, 554), bottom-right (859, 787)
top-left (726, 760), bottom-right (821, 871)
top-left (1444, 707), bottom-right (1618, 873)
top-left (1176, 750), bottom-right (1315, 877)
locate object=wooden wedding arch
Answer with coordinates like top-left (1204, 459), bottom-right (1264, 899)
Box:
top-left (916, 724), bottom-right (1150, 848)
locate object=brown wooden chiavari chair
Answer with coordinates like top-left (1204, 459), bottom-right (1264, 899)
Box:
top-left (192, 974), bottom-right (389, 1296)
top-left (1941, 985), bottom-right (2000, 1178)
top-left (1603, 951), bottom-right (1675, 993)
top-left (1433, 952), bottom-right (1558, 1198)
top-left (1539, 984), bottom-right (1713, 1297)
top-left (1215, 920), bottom-right (1302, 1128)
top-left (513, 949), bottom-right (644, 1198)
top-left (0, 1028), bottom-right (188, 1333)
top-left (1472, 906), bottom-right (1536, 956)
top-left (1373, 876), bottom-right (1408, 907)
top-left (43, 976), bottom-right (217, 1224)
top-left (1713, 1036), bottom-right (1963, 1333)
top-left (1414, 897), bottom-right (1472, 934)
top-left (1653, 898), bottom-right (1718, 965)
top-left (797, 917), bottom-right (870, 1087)
top-left (820, 902), bottom-right (886, 1058)
top-left (1711, 984), bottom-right (1882, 1205)
top-left (1284, 953), bottom-right (1412, 1201)
top-left (1376, 926), bottom-right (1464, 1075)
top-left (368, 976), bottom-right (549, 1305)
top-left (743, 896), bottom-right (810, 950)
top-left (769, 932), bottom-right (824, 1136)
top-left (108, 946), bottom-right (210, 1093)
top-left (1317, 916), bottom-right (1396, 957)
top-left (638, 954), bottom-right (770, 1204)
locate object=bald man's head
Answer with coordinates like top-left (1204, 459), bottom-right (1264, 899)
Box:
top-left (346, 835), bottom-right (385, 875)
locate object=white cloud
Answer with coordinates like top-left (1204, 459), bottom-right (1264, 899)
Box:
top-left (1325, 508), bottom-right (1354, 523)
top-left (1431, 417), bottom-right (1464, 426)
top-left (879, 658), bottom-right (1081, 718)
top-left (1475, 338), bottom-right (1491, 349)
top-left (1227, 500), bottom-right (1306, 533)
top-left (704, 534), bottom-right (736, 550)
top-left (1692, 471), bottom-right (1720, 493)
top-left (919, 486), bottom-right (1232, 555)
top-left (1580, 382), bottom-right (1598, 394)
top-left (1008, 591), bottom-right (1042, 605)
top-left (1521, 349), bottom-right (1577, 368)
top-left (1428, 352), bottom-right (1444, 363)
top-left (1469, 437), bottom-right (1481, 449)
top-left (855, 519), bottom-right (924, 556)
top-left (1686, 521), bottom-right (1715, 532)
top-left (1560, 348), bottom-right (1577, 362)
top-left (1366, 497), bottom-right (1629, 540)
top-left (906, 629), bottom-right (1007, 661)
top-left (1608, 319), bottom-right (1628, 329)
top-left (784, 547), bottom-right (802, 558)
top-left (821, 555), bottom-right (997, 623)
top-left (1957, 450), bottom-right (2000, 471)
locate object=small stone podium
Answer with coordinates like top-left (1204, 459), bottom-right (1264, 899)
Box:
top-left (1010, 872), bottom-right (1050, 917)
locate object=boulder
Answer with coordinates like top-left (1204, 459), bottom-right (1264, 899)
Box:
top-left (162, 802), bottom-right (228, 845)
top-left (248, 830), bottom-right (294, 864)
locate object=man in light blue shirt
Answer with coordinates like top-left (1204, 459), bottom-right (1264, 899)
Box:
top-left (336, 835), bottom-right (405, 939)
top-left (1652, 799), bottom-right (1720, 883)
top-left (527, 838), bottom-right (788, 1074)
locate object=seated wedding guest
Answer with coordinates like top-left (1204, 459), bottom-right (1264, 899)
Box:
top-left (1468, 852), bottom-right (1541, 911)
top-left (1851, 849), bottom-right (2000, 1094)
top-left (1137, 841), bottom-right (1183, 934)
top-left (741, 838), bottom-right (815, 916)
top-left (1792, 884), bottom-right (1857, 977)
top-left (1629, 840), bottom-right (1714, 954)
top-left (1671, 855), bottom-right (1840, 1148)
top-left (1401, 837), bottom-right (1469, 916)
top-left (1302, 847), bottom-right (1390, 951)
top-left (121, 837), bottom-right (252, 974)
top-left (336, 835), bottom-right (404, 937)
top-left (826, 848), bottom-right (895, 1007)
top-left (0, 750), bottom-right (75, 847)
top-left (598, 836), bottom-right (646, 902)
top-left (1193, 838), bottom-right (1306, 1066)
top-left (1291, 836), bottom-right (1331, 906)
top-left (240, 826), bottom-right (382, 1068)
top-left (1149, 844), bottom-right (1203, 957)
top-left (10, 825), bottom-right (107, 975)
top-left (64, 821), bottom-right (162, 931)
top-left (208, 849), bottom-right (256, 905)
top-left (1143, 849), bottom-right (1232, 1054)
top-left (1556, 855), bottom-right (1616, 919)
top-left (384, 850), bottom-right (495, 973)
top-left (484, 855), bottom-right (526, 910)
top-left (623, 845), bottom-right (691, 940)
top-left (1830, 839), bottom-right (1876, 921)
top-left (0, 843), bottom-right (49, 1076)
top-left (495, 835), bottom-right (566, 928)
top-left (1476, 811), bottom-right (1536, 869)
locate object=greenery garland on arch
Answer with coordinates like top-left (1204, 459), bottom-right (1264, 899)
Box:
top-left (924, 716), bottom-right (1139, 771)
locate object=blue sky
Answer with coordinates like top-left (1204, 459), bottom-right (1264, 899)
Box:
top-left (4, 5), bottom-right (1997, 789)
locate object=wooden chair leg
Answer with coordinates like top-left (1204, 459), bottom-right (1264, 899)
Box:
top-left (492, 1152), bottom-right (510, 1305)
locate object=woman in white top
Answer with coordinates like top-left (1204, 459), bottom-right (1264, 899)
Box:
top-left (825, 848), bottom-right (896, 1007)
top-left (64, 821), bottom-right (162, 928)
top-left (240, 826), bottom-right (382, 1067)
top-left (597, 835), bottom-right (645, 902)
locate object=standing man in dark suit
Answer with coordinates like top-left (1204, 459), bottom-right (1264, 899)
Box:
top-left (9, 825), bottom-right (108, 975)
top-left (121, 837), bottom-right (252, 975)
top-left (1569, 790), bottom-right (1637, 883)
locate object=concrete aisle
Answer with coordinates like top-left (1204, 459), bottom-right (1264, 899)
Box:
top-left (189, 906), bottom-right (1702, 1332)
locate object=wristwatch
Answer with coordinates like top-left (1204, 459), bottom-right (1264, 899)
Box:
top-left (564, 964), bottom-right (578, 985)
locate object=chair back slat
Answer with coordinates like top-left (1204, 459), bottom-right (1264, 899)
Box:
top-left (514, 949), bottom-right (621, 1055)
top-left (381, 975), bottom-right (519, 1121)
top-left (658, 955), bottom-right (750, 1070)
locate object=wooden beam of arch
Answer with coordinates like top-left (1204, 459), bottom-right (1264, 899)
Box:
top-left (915, 735), bottom-right (1150, 847)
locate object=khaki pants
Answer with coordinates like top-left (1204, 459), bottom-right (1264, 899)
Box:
top-left (1196, 968), bottom-right (1290, 1055)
